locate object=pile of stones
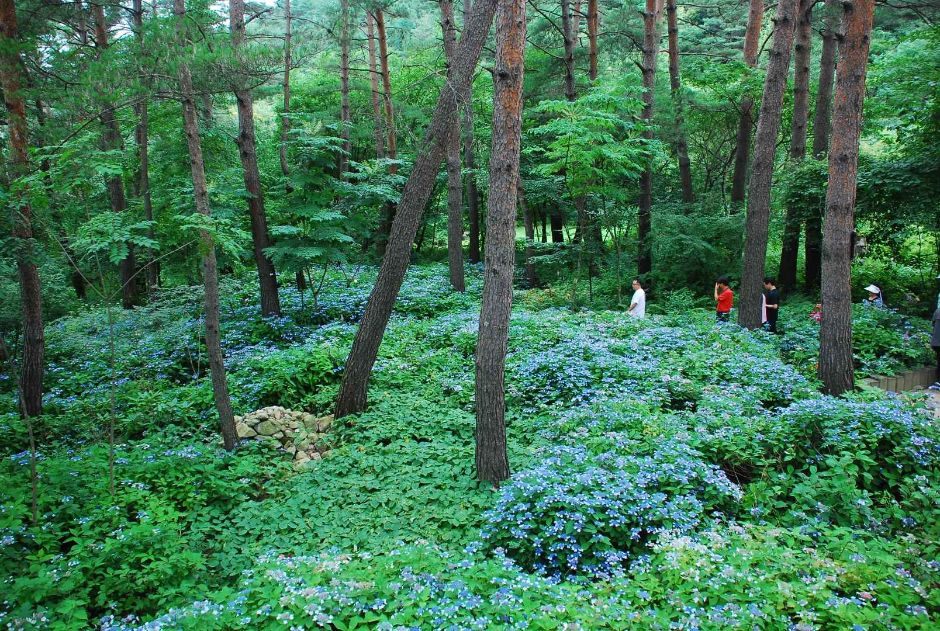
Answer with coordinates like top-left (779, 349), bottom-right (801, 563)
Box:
top-left (235, 406), bottom-right (333, 468)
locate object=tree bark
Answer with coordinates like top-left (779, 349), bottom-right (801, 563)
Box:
top-left (0, 0), bottom-right (44, 417)
top-left (464, 0), bottom-right (482, 264)
top-left (587, 0), bottom-right (598, 80)
top-left (777, 0), bottom-right (812, 292)
top-left (92, 2), bottom-right (136, 308)
top-left (176, 0), bottom-right (237, 450)
top-left (729, 0), bottom-right (765, 209)
top-left (375, 9), bottom-right (398, 256)
top-left (132, 0), bottom-right (157, 292)
top-left (666, 0), bottom-right (693, 203)
top-left (339, 0), bottom-right (351, 177)
top-left (335, 0), bottom-right (498, 418)
top-left (280, 0), bottom-right (292, 182)
top-left (637, 0), bottom-right (663, 276)
top-left (806, 0), bottom-right (841, 290)
top-left (476, 0), bottom-right (524, 486)
top-left (442, 0), bottom-right (465, 292)
top-left (561, 0), bottom-right (576, 102)
top-left (366, 12), bottom-right (386, 159)
top-left (819, 0), bottom-right (873, 395)
top-left (737, 0), bottom-right (799, 329)
top-left (231, 0), bottom-right (281, 316)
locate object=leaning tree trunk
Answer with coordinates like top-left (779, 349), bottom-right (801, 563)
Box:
top-left (0, 0), bottom-right (44, 417)
top-left (587, 0), bottom-right (598, 80)
top-left (280, 0), bottom-right (292, 182)
top-left (92, 2), bottom-right (137, 308)
top-left (819, 0), bottom-right (873, 395)
top-left (366, 12), bottom-right (386, 159)
top-left (339, 0), bottom-right (351, 177)
top-left (335, 0), bottom-right (499, 419)
top-left (806, 0), bottom-right (841, 290)
top-left (666, 0), bottom-right (693, 203)
top-left (176, 0), bottom-right (237, 450)
top-left (737, 0), bottom-right (799, 330)
top-left (729, 0), bottom-right (765, 210)
top-left (777, 0), bottom-right (813, 292)
top-left (375, 9), bottom-right (398, 256)
top-left (442, 0), bottom-right (465, 292)
top-left (464, 0), bottom-right (482, 264)
top-left (132, 0), bottom-right (157, 292)
top-left (231, 0), bottom-right (281, 316)
top-left (476, 0), bottom-right (524, 486)
top-left (637, 0), bottom-right (663, 276)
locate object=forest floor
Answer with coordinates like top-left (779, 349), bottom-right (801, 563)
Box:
top-left (1, 265), bottom-right (938, 629)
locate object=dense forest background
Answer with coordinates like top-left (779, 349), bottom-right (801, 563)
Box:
top-left (1, 0), bottom-right (939, 627)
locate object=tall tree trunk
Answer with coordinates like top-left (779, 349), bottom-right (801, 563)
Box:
top-left (738, 0), bottom-right (799, 329)
top-left (0, 0), bottom-right (44, 417)
top-left (819, 0), bottom-right (873, 395)
top-left (806, 0), bottom-right (840, 290)
top-left (442, 0), bottom-right (465, 292)
top-left (729, 0), bottom-right (765, 210)
top-left (339, 0), bottom-right (351, 177)
top-left (666, 0), bottom-right (693, 203)
top-left (637, 0), bottom-right (663, 276)
top-left (92, 2), bottom-right (136, 308)
top-left (587, 0), bottom-right (598, 80)
top-left (176, 0), bottom-right (237, 450)
top-left (335, 0), bottom-right (498, 418)
top-left (280, 0), bottom-right (292, 183)
top-left (561, 0), bottom-right (576, 102)
top-left (231, 0), bottom-right (281, 316)
top-left (132, 0), bottom-right (157, 292)
top-left (375, 9), bottom-right (398, 256)
top-left (519, 179), bottom-right (539, 287)
top-left (777, 0), bottom-right (812, 292)
top-left (366, 12), bottom-right (385, 159)
top-left (476, 0), bottom-right (524, 486)
top-left (464, 0), bottom-right (482, 264)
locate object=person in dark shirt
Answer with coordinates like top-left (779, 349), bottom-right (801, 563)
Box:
top-left (763, 277), bottom-right (780, 333)
top-left (714, 276), bottom-right (733, 322)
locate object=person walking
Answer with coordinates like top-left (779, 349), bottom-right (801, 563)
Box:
top-left (714, 276), bottom-right (733, 322)
top-left (627, 278), bottom-right (646, 318)
top-left (763, 276), bottom-right (780, 333)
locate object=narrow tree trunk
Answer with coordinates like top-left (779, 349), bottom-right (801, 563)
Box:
top-left (92, 2), bottom-right (136, 308)
top-left (637, 0), bottom-right (663, 276)
top-left (375, 8), bottom-right (398, 256)
top-left (442, 0), bottom-right (465, 292)
top-left (777, 0), bottom-right (812, 291)
top-left (561, 0), bottom-right (576, 102)
top-left (587, 0), bottom-right (598, 80)
top-left (464, 0), bottom-right (482, 264)
top-left (666, 0), bottom-right (693, 203)
top-left (550, 208), bottom-right (564, 242)
top-left (339, 0), bottom-right (351, 177)
top-left (366, 12), bottom-right (386, 159)
top-left (737, 0), bottom-right (799, 329)
top-left (176, 0), bottom-right (237, 450)
top-left (806, 0), bottom-right (840, 290)
top-left (132, 0), bottom-right (157, 292)
top-left (335, 0), bottom-right (498, 418)
top-left (520, 179), bottom-right (539, 287)
top-left (280, 0), bottom-right (292, 182)
top-left (540, 206), bottom-right (547, 242)
top-left (476, 0), bottom-right (524, 486)
top-left (231, 0), bottom-right (281, 316)
top-left (819, 0), bottom-right (873, 395)
top-left (729, 0), bottom-right (765, 209)
top-left (0, 0), bottom-right (43, 417)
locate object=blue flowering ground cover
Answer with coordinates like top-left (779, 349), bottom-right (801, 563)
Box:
top-left (1, 265), bottom-right (938, 629)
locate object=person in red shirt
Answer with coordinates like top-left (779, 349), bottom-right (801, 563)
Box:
top-left (714, 276), bottom-right (733, 322)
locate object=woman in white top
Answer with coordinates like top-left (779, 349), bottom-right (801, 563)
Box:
top-left (628, 278), bottom-right (646, 318)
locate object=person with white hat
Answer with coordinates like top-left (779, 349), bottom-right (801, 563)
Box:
top-left (863, 284), bottom-right (884, 308)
